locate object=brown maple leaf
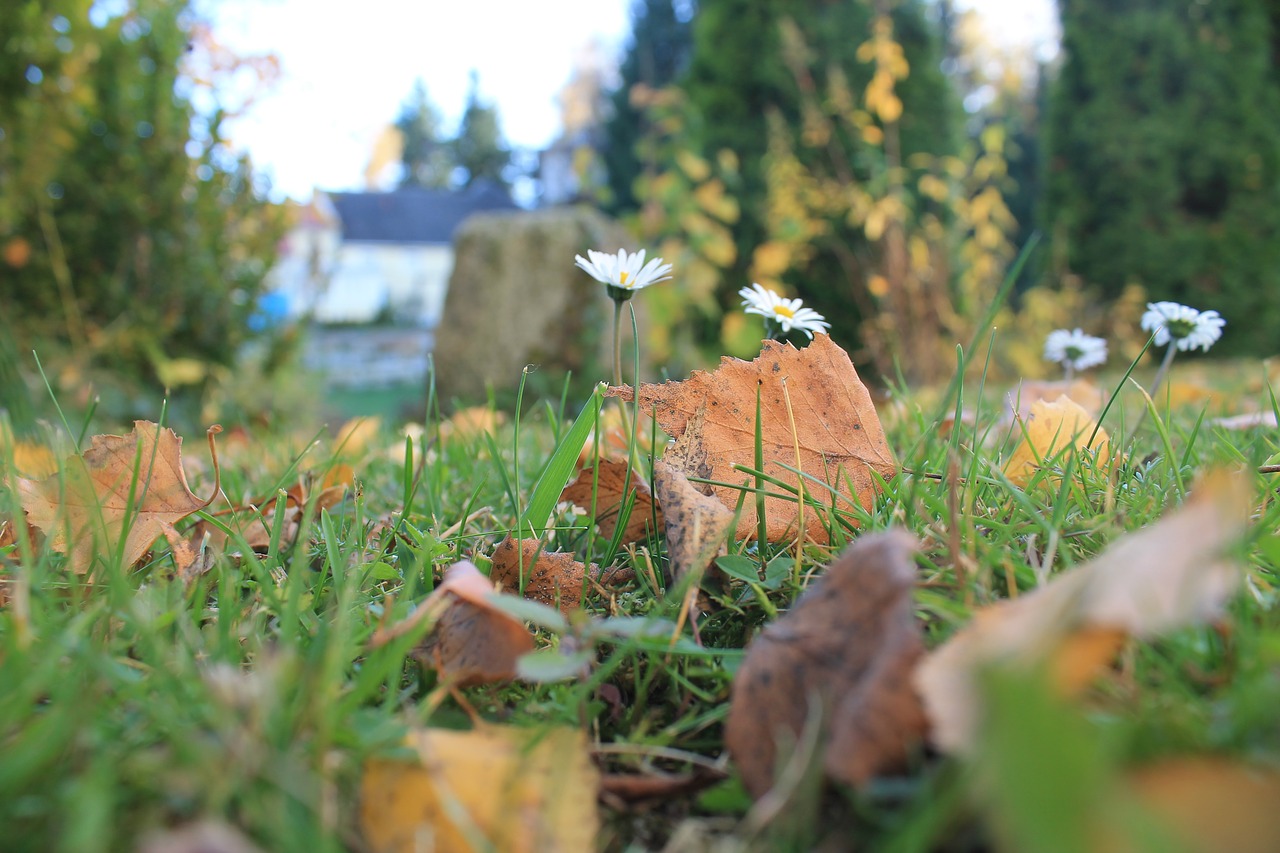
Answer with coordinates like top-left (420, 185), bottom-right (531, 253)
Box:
top-left (17, 421), bottom-right (221, 574)
top-left (611, 335), bottom-right (896, 542)
top-left (724, 531), bottom-right (926, 798)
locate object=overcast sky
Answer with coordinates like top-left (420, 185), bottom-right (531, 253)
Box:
top-left (210, 0), bottom-right (1056, 201)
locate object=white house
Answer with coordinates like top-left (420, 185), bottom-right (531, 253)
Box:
top-left (269, 181), bottom-right (519, 327)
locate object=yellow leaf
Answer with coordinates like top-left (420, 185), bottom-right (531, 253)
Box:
top-left (11, 442), bottom-right (59, 479)
top-left (1123, 758), bottom-right (1280, 853)
top-left (676, 150), bottom-right (711, 183)
top-left (155, 357), bottom-right (208, 389)
top-left (334, 416), bottom-right (381, 456)
top-left (1002, 396), bottom-right (1110, 487)
top-left (751, 241), bottom-right (792, 279)
top-left (360, 726), bottom-right (599, 853)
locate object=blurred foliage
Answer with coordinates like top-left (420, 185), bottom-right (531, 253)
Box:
top-left (1045, 0), bottom-right (1280, 357)
top-left (453, 71), bottom-right (511, 190)
top-left (602, 0), bottom-right (693, 214)
top-left (617, 0), bottom-right (963, 377)
top-left (629, 85), bottom-right (744, 370)
top-left (0, 0), bottom-right (287, 430)
top-left (395, 74), bottom-right (512, 191)
top-left (395, 79), bottom-right (454, 190)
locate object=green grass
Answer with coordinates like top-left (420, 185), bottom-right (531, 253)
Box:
top-left (1, 356), bottom-right (1279, 852)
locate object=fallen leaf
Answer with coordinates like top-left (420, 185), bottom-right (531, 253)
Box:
top-left (360, 725), bottom-right (599, 853)
top-left (1122, 758), bottom-right (1280, 853)
top-left (560, 458), bottom-right (662, 544)
top-left (612, 335), bottom-right (897, 542)
top-left (724, 531), bottom-right (926, 798)
top-left (439, 406), bottom-right (506, 443)
top-left (334, 416), bottom-right (381, 456)
top-left (489, 536), bottom-right (632, 617)
top-left (651, 460), bottom-right (734, 584)
top-left (408, 561), bottom-right (535, 687)
top-left (914, 470), bottom-right (1252, 755)
top-left (163, 522), bottom-right (216, 584)
top-left (1006, 378), bottom-right (1106, 420)
top-left (17, 422), bottom-right (220, 574)
top-left (1002, 395), bottom-right (1110, 487)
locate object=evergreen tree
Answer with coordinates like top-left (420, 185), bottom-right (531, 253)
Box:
top-left (395, 80), bottom-right (455, 189)
top-left (1045, 0), bottom-right (1280, 353)
top-left (603, 0), bottom-right (694, 212)
top-left (0, 0), bottom-right (285, 424)
top-left (453, 72), bottom-right (511, 189)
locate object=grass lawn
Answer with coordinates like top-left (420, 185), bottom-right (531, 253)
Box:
top-left (1, 350), bottom-right (1278, 852)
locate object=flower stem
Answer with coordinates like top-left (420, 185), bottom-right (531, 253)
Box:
top-left (612, 298), bottom-right (624, 388)
top-left (1149, 344), bottom-right (1177, 401)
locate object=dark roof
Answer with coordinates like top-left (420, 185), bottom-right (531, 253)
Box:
top-left (326, 180), bottom-right (519, 244)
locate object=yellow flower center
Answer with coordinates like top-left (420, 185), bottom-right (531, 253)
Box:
top-left (774, 304), bottom-right (795, 319)
top-left (618, 271), bottom-right (630, 286)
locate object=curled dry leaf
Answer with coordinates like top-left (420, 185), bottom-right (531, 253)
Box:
top-left (489, 535), bottom-right (632, 618)
top-left (409, 561), bottom-right (535, 687)
top-left (1002, 395), bottom-right (1110, 487)
top-left (725, 531), bottom-right (926, 798)
top-left (560, 457), bottom-right (662, 544)
top-left (914, 470), bottom-right (1252, 755)
top-left (360, 725), bottom-right (599, 853)
top-left (611, 334), bottom-right (896, 542)
top-left (17, 421), bottom-right (220, 574)
top-left (651, 460), bottom-right (734, 584)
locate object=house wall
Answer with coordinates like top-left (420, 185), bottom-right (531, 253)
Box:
top-left (313, 242), bottom-right (454, 327)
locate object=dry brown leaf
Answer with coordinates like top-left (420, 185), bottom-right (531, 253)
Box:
top-left (489, 536), bottom-right (632, 617)
top-left (412, 561), bottom-right (535, 687)
top-left (1003, 395), bottom-right (1111, 487)
top-left (651, 460), bottom-right (734, 583)
top-left (163, 522), bottom-right (216, 584)
top-left (1121, 758), bottom-right (1280, 853)
top-left (914, 470), bottom-right (1252, 755)
top-left (612, 335), bottom-right (896, 542)
top-left (725, 531), bottom-right (926, 798)
top-left (360, 725), bottom-right (599, 853)
top-left (560, 458), bottom-right (662, 544)
top-left (17, 421), bottom-right (220, 574)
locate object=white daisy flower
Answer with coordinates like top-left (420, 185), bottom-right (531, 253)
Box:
top-left (1140, 301), bottom-right (1225, 352)
top-left (574, 248), bottom-right (673, 300)
top-left (739, 283), bottom-right (831, 339)
top-left (1043, 328), bottom-right (1108, 372)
